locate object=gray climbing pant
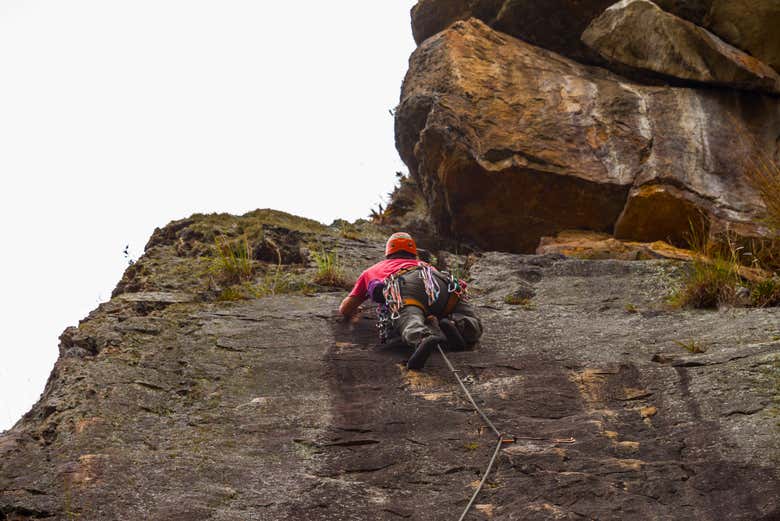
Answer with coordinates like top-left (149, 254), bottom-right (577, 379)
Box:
top-left (393, 270), bottom-right (483, 349)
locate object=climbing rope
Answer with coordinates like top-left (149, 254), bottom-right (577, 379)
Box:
top-left (436, 345), bottom-right (508, 521)
top-left (435, 346), bottom-right (576, 519)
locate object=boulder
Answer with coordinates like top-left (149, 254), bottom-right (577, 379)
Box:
top-left (653, 0), bottom-right (780, 74)
top-left (411, 0), bottom-right (616, 62)
top-left (395, 19), bottom-right (777, 252)
top-left (582, 0), bottom-right (780, 95)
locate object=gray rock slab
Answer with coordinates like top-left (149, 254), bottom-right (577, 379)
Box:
top-left (1, 252), bottom-right (778, 520)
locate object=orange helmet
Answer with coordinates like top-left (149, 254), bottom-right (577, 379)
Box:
top-left (385, 232), bottom-right (417, 257)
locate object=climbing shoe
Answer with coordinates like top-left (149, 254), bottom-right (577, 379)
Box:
top-left (439, 318), bottom-right (466, 351)
top-left (407, 335), bottom-right (445, 371)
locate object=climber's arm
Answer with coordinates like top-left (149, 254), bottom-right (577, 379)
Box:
top-left (340, 270), bottom-right (369, 318)
top-left (339, 295), bottom-right (365, 318)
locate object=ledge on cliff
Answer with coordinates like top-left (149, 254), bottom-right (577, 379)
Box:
top-left (1, 211), bottom-right (778, 520)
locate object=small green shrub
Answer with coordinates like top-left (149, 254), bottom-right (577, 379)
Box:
top-left (671, 222), bottom-right (749, 308)
top-left (671, 259), bottom-right (741, 308)
top-left (310, 248), bottom-right (349, 288)
top-left (211, 235), bottom-right (254, 284)
top-left (751, 276), bottom-right (780, 307)
top-left (256, 269), bottom-right (313, 297)
top-left (672, 225), bottom-right (780, 309)
top-left (218, 286), bottom-right (247, 301)
top-left (217, 270), bottom-right (314, 302)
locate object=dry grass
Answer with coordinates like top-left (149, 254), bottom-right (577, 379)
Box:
top-left (734, 121), bottom-right (780, 271)
top-left (504, 294), bottom-right (535, 310)
top-left (212, 235), bottom-right (254, 285)
top-left (671, 220), bottom-right (780, 308)
top-left (310, 247), bottom-right (350, 288)
top-left (213, 236), bottom-right (314, 301)
top-left (745, 144), bottom-right (780, 234)
top-left (674, 339), bottom-right (707, 354)
top-left (671, 220), bottom-right (742, 308)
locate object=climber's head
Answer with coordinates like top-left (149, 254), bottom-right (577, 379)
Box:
top-left (385, 232), bottom-right (417, 259)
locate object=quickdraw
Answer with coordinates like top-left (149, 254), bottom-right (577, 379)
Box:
top-left (376, 304), bottom-right (394, 344)
top-left (420, 264), bottom-right (441, 306)
top-left (447, 274), bottom-right (469, 302)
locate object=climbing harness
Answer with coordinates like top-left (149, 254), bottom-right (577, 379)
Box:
top-left (377, 264), bottom-right (469, 343)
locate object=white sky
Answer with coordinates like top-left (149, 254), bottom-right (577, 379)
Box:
top-left (0, 0), bottom-right (418, 431)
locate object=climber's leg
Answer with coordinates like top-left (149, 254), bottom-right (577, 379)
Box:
top-left (396, 305), bottom-right (434, 347)
top-left (449, 300), bottom-right (483, 347)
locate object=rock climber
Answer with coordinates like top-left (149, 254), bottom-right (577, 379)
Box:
top-left (339, 232), bottom-right (483, 370)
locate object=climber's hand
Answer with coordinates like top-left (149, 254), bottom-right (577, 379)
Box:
top-left (339, 296), bottom-right (363, 320)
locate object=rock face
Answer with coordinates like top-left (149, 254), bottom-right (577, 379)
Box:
top-left (582, 0), bottom-right (780, 95)
top-left (2, 212), bottom-right (779, 520)
top-left (653, 0), bottom-right (780, 74)
top-left (410, 0), bottom-right (615, 62)
top-left (536, 230), bottom-right (700, 261)
top-left (395, 19), bottom-right (778, 252)
top-left (410, 0), bottom-right (780, 77)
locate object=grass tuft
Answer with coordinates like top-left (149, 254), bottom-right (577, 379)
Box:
top-left (750, 276), bottom-right (780, 307)
top-left (674, 339), bottom-right (707, 354)
top-left (670, 220), bottom-right (774, 308)
top-left (311, 247), bottom-right (350, 288)
top-left (504, 294), bottom-right (535, 310)
top-left (211, 235), bottom-right (254, 285)
top-left (744, 142), bottom-right (780, 234)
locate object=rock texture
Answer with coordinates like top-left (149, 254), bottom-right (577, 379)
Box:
top-left (410, 0), bottom-right (615, 62)
top-left (395, 19), bottom-right (778, 252)
top-left (653, 0), bottom-right (780, 74)
top-left (582, 0), bottom-right (780, 95)
top-left (536, 230), bottom-right (700, 261)
top-left (2, 212), bottom-right (779, 520)
top-left (410, 0), bottom-right (780, 77)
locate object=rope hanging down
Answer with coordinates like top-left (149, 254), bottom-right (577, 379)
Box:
top-left (436, 345), bottom-right (510, 521)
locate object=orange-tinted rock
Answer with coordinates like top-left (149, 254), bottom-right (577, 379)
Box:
top-left (537, 230), bottom-right (772, 280)
top-left (614, 184), bottom-right (703, 245)
top-left (536, 230), bottom-right (699, 261)
top-left (395, 19), bottom-right (777, 253)
top-left (582, 0), bottom-right (780, 95)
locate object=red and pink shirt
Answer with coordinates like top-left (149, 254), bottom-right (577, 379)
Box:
top-left (348, 258), bottom-right (423, 300)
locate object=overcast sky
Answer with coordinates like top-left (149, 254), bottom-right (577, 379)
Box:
top-left (0, 0), bottom-right (418, 431)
